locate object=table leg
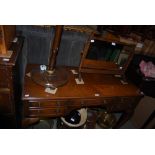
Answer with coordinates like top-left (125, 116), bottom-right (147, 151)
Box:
top-left (141, 110), bottom-right (155, 129)
top-left (22, 118), bottom-right (40, 128)
top-left (113, 109), bottom-right (134, 129)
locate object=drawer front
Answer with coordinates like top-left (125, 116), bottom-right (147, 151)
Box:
top-left (28, 101), bottom-right (66, 117)
top-left (29, 101), bottom-right (60, 108)
top-left (27, 100), bottom-right (84, 117)
top-left (28, 108), bottom-right (65, 117)
top-left (0, 91), bottom-right (12, 114)
top-left (25, 97), bottom-right (140, 117)
top-left (84, 98), bottom-right (116, 107)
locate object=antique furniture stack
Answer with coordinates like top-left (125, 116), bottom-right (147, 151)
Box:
top-left (0, 26), bottom-right (24, 128)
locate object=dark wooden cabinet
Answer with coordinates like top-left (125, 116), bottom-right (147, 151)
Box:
top-left (0, 37), bottom-right (24, 128)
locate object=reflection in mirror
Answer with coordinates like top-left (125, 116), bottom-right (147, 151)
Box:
top-left (78, 35), bottom-right (135, 82)
top-left (86, 39), bottom-right (130, 67)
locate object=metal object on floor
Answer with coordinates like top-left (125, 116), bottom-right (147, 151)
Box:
top-left (97, 111), bottom-right (116, 129)
top-left (60, 108), bottom-right (87, 129)
top-left (85, 109), bottom-right (98, 129)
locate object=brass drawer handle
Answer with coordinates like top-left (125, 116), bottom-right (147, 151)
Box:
top-left (0, 88), bottom-right (10, 93)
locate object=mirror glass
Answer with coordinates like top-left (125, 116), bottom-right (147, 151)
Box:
top-left (86, 39), bottom-right (131, 67)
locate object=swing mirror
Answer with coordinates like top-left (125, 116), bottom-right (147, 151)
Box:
top-left (79, 35), bottom-right (135, 77)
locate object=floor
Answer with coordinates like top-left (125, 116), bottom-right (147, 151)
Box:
top-left (27, 113), bottom-right (136, 129)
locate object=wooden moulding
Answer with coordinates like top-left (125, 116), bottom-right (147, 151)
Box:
top-left (82, 59), bottom-right (119, 71)
top-left (64, 25), bottom-right (98, 34)
top-left (0, 25), bottom-right (16, 58)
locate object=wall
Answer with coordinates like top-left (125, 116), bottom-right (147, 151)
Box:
top-left (16, 26), bottom-right (88, 85)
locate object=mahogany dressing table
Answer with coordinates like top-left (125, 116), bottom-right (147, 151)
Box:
top-left (22, 64), bottom-right (142, 128)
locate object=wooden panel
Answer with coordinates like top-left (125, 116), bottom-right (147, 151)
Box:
top-left (22, 65), bottom-right (140, 101)
top-left (28, 108), bottom-right (65, 117)
top-left (0, 25), bottom-right (16, 55)
top-left (28, 100), bottom-right (66, 117)
top-left (80, 68), bottom-right (122, 75)
top-left (0, 26), bottom-right (6, 54)
top-left (0, 67), bottom-right (10, 87)
top-left (28, 100), bottom-right (82, 116)
top-left (64, 25), bottom-right (97, 34)
top-left (82, 59), bottom-right (119, 70)
top-left (0, 91), bottom-right (12, 114)
top-left (29, 101), bottom-right (58, 108)
top-left (0, 36), bottom-right (24, 128)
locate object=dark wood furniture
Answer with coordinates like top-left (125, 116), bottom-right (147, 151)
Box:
top-left (0, 26), bottom-right (16, 57)
top-left (22, 64), bottom-right (142, 128)
top-left (79, 32), bottom-right (136, 81)
top-left (0, 37), bottom-right (24, 128)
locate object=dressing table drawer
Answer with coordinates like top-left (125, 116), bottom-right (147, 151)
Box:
top-left (28, 101), bottom-right (66, 117)
top-left (29, 101), bottom-right (60, 108)
top-left (28, 108), bottom-right (65, 117)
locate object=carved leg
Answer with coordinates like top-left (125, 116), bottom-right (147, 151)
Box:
top-left (113, 109), bottom-right (134, 129)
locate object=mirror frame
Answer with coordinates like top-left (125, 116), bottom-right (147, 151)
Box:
top-left (78, 33), bottom-right (135, 80)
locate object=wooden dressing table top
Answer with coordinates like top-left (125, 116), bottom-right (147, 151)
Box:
top-left (22, 64), bottom-right (140, 101)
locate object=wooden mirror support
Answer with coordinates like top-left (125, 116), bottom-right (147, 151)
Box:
top-left (78, 32), bottom-right (136, 81)
top-left (31, 25), bottom-right (69, 89)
